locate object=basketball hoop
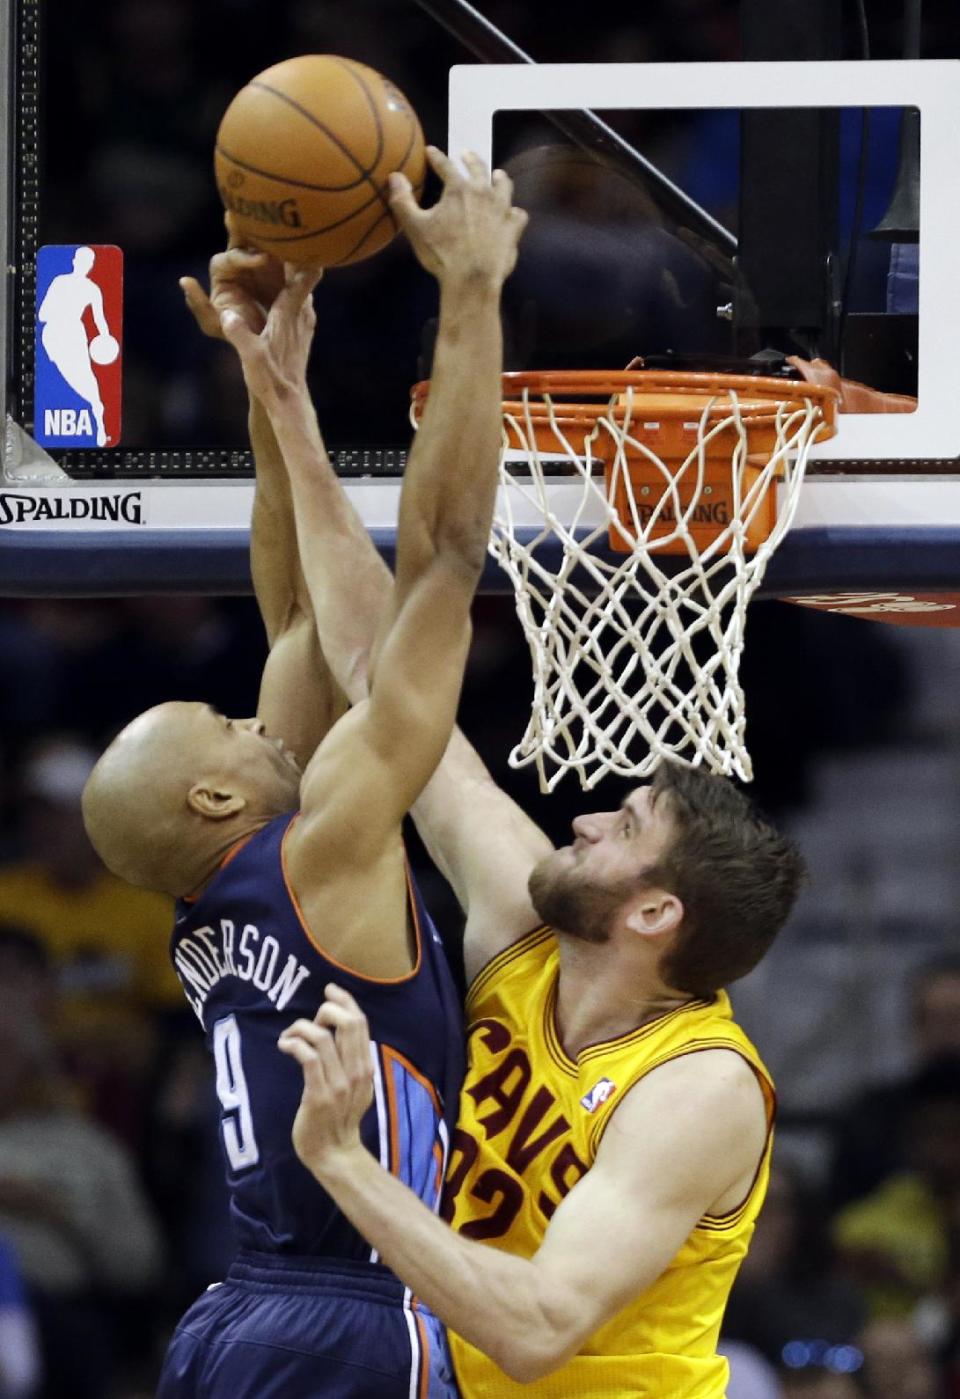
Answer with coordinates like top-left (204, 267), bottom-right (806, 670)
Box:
top-left (411, 368), bottom-right (838, 791)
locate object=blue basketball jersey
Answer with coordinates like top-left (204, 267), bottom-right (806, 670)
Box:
top-left (170, 812), bottom-right (464, 1261)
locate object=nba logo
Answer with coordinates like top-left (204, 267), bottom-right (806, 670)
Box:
top-left (34, 245), bottom-right (123, 448)
top-left (580, 1078), bottom-right (617, 1113)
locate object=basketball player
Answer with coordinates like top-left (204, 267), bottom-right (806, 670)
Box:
top-left (250, 179), bottom-right (805, 1391)
top-left (81, 150), bottom-right (526, 1398)
top-left (280, 772), bottom-right (800, 1396)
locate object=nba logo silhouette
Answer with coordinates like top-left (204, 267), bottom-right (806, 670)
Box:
top-left (34, 245), bottom-right (123, 448)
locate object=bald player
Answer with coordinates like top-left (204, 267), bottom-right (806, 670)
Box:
top-left (82, 151), bottom-right (526, 1399)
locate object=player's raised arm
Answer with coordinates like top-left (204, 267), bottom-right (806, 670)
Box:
top-left (226, 151), bottom-right (526, 872)
top-left (180, 235), bottom-right (346, 767)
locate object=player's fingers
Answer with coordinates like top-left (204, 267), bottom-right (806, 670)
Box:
top-left (220, 309), bottom-right (262, 357)
top-left (277, 1032), bottom-right (322, 1077)
top-left (179, 275), bottom-right (208, 311)
top-left (323, 984), bottom-right (368, 1018)
top-left (387, 171), bottom-right (424, 232)
top-left (426, 145), bottom-right (458, 184)
top-left (211, 249), bottom-right (268, 280)
top-left (283, 262), bottom-right (324, 305)
top-left (310, 1007), bottom-right (371, 1092)
top-left (460, 150), bottom-right (490, 184)
top-left (321, 987), bottom-right (370, 1059)
top-left (224, 211), bottom-right (245, 249)
top-left (322, 985), bottom-right (371, 1083)
top-left (313, 1002), bottom-right (355, 1031)
top-left (179, 276), bottom-right (222, 337)
top-left (491, 167), bottom-right (514, 204)
top-left (311, 1026), bottom-right (351, 1098)
top-left (277, 1029), bottom-right (313, 1060)
top-left (223, 213), bottom-right (266, 261)
top-left (283, 1016), bottom-right (334, 1047)
top-left (340, 1014), bottom-right (373, 1088)
top-left (278, 1023), bottom-right (331, 1069)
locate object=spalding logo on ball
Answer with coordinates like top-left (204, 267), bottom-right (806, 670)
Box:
top-left (215, 54), bottom-right (426, 267)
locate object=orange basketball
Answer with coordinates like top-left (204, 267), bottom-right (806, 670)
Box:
top-left (214, 55), bottom-right (426, 267)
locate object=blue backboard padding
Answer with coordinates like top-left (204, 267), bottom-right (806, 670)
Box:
top-left (1, 526), bottom-right (960, 598)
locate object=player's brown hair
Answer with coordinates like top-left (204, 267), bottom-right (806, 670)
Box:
top-left (645, 762), bottom-right (805, 999)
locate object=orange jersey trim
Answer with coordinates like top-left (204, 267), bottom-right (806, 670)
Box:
top-left (279, 815), bottom-right (423, 985)
top-left (413, 1309), bottom-right (431, 1399)
top-left (384, 1050), bottom-right (402, 1175)
top-left (379, 1042), bottom-right (446, 1178)
top-left (381, 1043), bottom-right (443, 1117)
top-left (181, 832), bottom-right (256, 905)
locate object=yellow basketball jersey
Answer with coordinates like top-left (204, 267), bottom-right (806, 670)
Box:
top-left (444, 927), bottom-right (775, 1398)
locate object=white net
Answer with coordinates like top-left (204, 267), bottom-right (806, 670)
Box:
top-left (490, 378), bottom-right (832, 791)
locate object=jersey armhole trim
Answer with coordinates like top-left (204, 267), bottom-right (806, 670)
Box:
top-left (589, 1042), bottom-right (776, 1228)
top-left (698, 1053), bottom-right (775, 1230)
top-left (280, 816), bottom-right (423, 986)
top-left (465, 924), bottom-right (552, 1011)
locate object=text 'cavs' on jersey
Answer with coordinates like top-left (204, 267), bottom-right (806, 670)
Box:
top-left (170, 812), bottom-right (464, 1262)
top-left (445, 926), bottom-right (776, 1399)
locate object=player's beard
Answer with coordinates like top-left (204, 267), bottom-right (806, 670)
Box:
top-left (528, 854), bottom-right (638, 945)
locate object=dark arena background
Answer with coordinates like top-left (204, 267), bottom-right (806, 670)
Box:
top-left (1, 1), bottom-right (960, 1395)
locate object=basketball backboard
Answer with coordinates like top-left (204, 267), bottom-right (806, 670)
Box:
top-left (445, 57), bottom-right (960, 622)
top-left (1, 0), bottom-right (959, 619)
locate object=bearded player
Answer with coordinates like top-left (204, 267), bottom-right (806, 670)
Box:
top-left (82, 152), bottom-right (526, 1398)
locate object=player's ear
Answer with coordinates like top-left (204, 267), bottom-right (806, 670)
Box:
top-left (187, 784), bottom-right (246, 820)
top-left (624, 890), bottom-right (683, 939)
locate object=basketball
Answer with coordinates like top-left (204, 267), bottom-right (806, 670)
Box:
top-left (214, 55), bottom-right (426, 268)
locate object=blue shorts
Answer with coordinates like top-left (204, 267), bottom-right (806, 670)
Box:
top-left (157, 1252), bottom-right (460, 1399)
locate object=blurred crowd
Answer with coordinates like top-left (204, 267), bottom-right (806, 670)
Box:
top-left (3, 0), bottom-right (960, 1394)
top-left (0, 587), bottom-right (956, 1398)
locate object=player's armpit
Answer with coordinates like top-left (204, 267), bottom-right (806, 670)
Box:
top-left (256, 613), bottom-right (347, 771)
top-left (284, 565), bottom-right (473, 882)
top-left (516, 1049), bottom-right (770, 1378)
top-left (412, 729), bottom-right (553, 981)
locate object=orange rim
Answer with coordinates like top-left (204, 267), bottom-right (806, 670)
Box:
top-left (410, 368), bottom-right (840, 428)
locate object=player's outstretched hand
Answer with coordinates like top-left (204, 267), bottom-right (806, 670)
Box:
top-left (389, 147), bottom-right (527, 288)
top-left (219, 262), bottom-right (322, 411)
top-left (278, 983), bottom-right (375, 1173)
top-left (180, 214), bottom-right (287, 341)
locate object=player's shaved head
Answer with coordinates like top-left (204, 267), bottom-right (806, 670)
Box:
top-left (83, 703), bottom-right (216, 894)
top-left (83, 701), bottom-right (299, 896)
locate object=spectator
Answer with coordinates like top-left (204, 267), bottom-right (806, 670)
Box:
top-left (779, 1371), bottom-right (862, 1399)
top-left (834, 1055), bottom-right (960, 1318)
top-left (776, 1341), bottom-right (865, 1399)
top-left (0, 737), bottom-right (183, 1145)
top-left (857, 1317), bottom-right (940, 1399)
top-left (832, 958), bottom-right (960, 1207)
top-left (0, 1000), bottom-right (162, 1398)
top-left (723, 1162), bottom-right (867, 1363)
top-left (0, 927), bottom-right (57, 1033)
